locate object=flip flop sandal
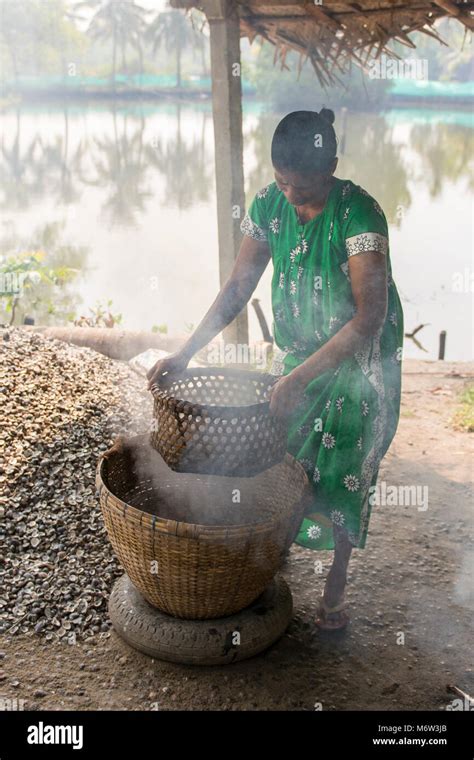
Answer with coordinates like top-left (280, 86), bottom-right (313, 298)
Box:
top-left (315, 595), bottom-right (350, 631)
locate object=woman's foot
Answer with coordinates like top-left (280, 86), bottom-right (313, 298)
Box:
top-left (315, 596), bottom-right (350, 631)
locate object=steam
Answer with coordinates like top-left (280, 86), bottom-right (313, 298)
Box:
top-left (129, 439), bottom-right (283, 527)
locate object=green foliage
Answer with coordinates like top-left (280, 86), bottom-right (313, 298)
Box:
top-left (0, 0), bottom-right (86, 81)
top-left (0, 222), bottom-right (87, 326)
top-left (452, 384), bottom-right (474, 432)
top-left (151, 324), bottom-right (168, 334)
top-left (74, 298), bottom-right (122, 327)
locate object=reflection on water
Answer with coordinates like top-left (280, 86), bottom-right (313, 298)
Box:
top-left (0, 102), bottom-right (472, 360)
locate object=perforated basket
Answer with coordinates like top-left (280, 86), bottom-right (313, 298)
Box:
top-left (97, 435), bottom-right (311, 619)
top-left (150, 366), bottom-right (288, 476)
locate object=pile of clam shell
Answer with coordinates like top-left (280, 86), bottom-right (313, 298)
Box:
top-left (0, 328), bottom-right (152, 643)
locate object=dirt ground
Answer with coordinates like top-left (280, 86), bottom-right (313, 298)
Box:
top-left (1, 359), bottom-right (472, 712)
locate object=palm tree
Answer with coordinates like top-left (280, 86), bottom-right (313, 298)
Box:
top-left (146, 9), bottom-right (197, 89)
top-left (75, 0), bottom-right (149, 87)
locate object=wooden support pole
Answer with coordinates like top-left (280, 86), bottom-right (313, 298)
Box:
top-left (203, 0), bottom-right (248, 346)
top-left (438, 330), bottom-right (447, 360)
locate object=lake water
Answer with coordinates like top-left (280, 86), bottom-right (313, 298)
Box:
top-left (1, 100), bottom-right (472, 361)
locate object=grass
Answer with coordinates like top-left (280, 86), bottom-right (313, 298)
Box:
top-left (452, 384), bottom-right (474, 432)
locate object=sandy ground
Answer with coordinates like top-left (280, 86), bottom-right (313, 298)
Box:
top-left (1, 359), bottom-right (472, 712)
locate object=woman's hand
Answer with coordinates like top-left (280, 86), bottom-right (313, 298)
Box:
top-left (147, 350), bottom-right (190, 390)
top-left (267, 370), bottom-right (307, 419)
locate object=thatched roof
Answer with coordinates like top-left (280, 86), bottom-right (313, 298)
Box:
top-left (172, 0), bottom-right (474, 85)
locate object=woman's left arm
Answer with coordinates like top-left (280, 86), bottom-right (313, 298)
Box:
top-left (268, 251), bottom-right (387, 417)
top-left (296, 251), bottom-right (388, 382)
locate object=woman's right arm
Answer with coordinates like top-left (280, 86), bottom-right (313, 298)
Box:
top-left (147, 235), bottom-right (271, 387)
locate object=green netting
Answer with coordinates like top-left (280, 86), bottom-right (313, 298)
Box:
top-left (391, 79), bottom-right (473, 100)
top-left (3, 74), bottom-right (255, 94)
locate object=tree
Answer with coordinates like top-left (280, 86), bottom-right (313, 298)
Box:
top-left (75, 0), bottom-right (149, 86)
top-left (146, 9), bottom-right (197, 89)
top-left (0, 0), bottom-right (37, 83)
top-left (0, 0), bottom-right (85, 82)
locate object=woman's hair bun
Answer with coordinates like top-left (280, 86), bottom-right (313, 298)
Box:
top-left (319, 108), bottom-right (335, 125)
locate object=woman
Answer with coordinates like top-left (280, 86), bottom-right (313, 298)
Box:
top-left (148, 109), bottom-right (404, 631)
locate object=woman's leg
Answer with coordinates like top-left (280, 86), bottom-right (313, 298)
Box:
top-left (316, 524), bottom-right (352, 629)
top-left (324, 524), bottom-right (353, 607)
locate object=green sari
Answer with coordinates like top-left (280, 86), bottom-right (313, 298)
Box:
top-left (240, 178), bottom-right (404, 551)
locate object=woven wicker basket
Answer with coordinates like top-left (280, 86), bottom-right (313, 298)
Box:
top-left (149, 366), bottom-right (288, 476)
top-left (97, 435), bottom-right (310, 619)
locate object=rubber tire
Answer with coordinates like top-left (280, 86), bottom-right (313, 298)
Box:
top-left (109, 573), bottom-right (293, 665)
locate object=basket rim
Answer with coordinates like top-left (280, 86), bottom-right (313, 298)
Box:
top-left (96, 439), bottom-right (310, 538)
top-left (150, 365), bottom-right (279, 418)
